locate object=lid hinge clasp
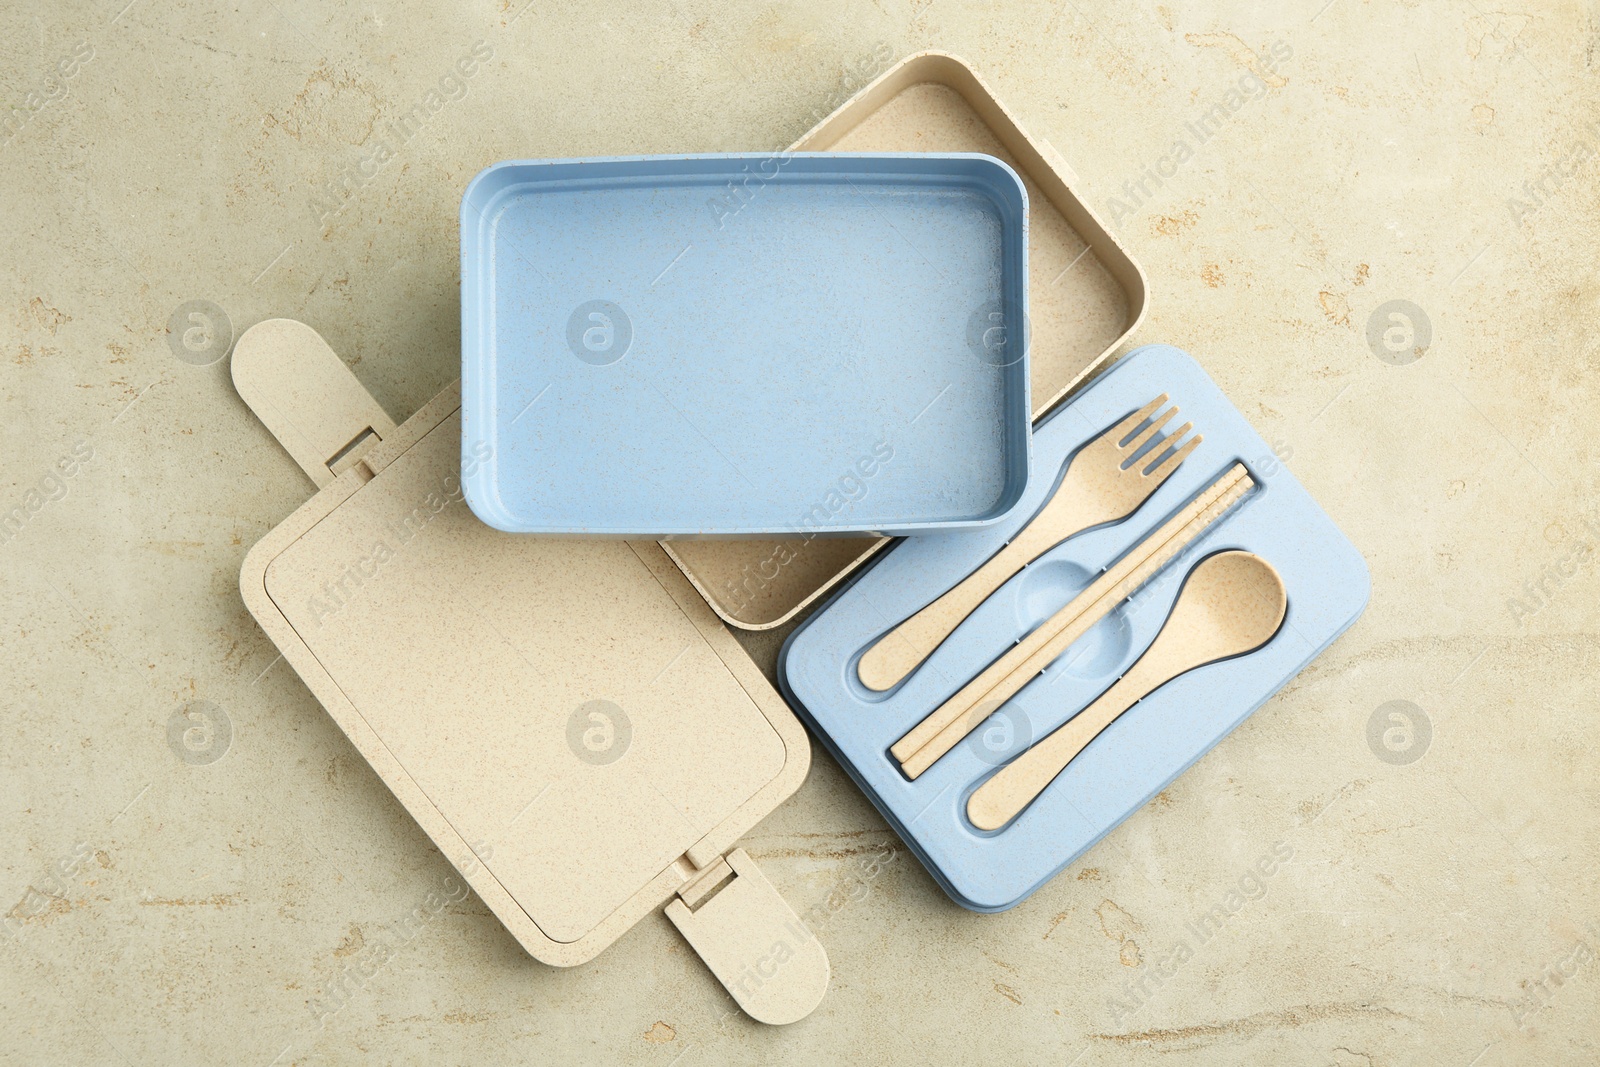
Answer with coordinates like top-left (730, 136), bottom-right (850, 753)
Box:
top-left (666, 848), bottom-right (830, 1025)
top-left (231, 319), bottom-right (398, 488)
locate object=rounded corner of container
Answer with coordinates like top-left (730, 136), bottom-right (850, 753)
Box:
top-left (1002, 464), bottom-right (1035, 520)
top-left (1121, 342), bottom-right (1185, 369)
top-left (1108, 346), bottom-right (1190, 396)
top-left (1124, 250), bottom-right (1152, 319)
top-left (952, 889), bottom-right (1023, 915)
top-left (460, 475), bottom-right (520, 534)
top-left (896, 48), bottom-right (974, 81)
top-left (960, 153), bottom-right (1028, 212)
top-left (734, 603), bottom-right (804, 633)
top-left (938, 857), bottom-right (1049, 914)
top-left (968, 496), bottom-right (1028, 536)
top-left (1343, 543), bottom-right (1374, 612)
top-left (238, 536), bottom-right (277, 612)
top-left (969, 150), bottom-right (1024, 185)
top-left (774, 627), bottom-right (808, 690)
top-left (461, 159), bottom-right (513, 216)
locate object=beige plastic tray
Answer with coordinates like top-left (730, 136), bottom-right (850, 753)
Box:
top-left (665, 50), bottom-right (1148, 631)
top-left (233, 319), bottom-right (828, 1025)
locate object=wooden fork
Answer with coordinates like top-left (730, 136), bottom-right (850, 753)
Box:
top-left (856, 395), bottom-right (1201, 692)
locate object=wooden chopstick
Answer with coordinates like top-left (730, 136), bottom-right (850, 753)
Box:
top-left (893, 463), bottom-right (1253, 779)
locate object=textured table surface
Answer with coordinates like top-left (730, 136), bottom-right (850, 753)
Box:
top-left (3, 2), bottom-right (1598, 1064)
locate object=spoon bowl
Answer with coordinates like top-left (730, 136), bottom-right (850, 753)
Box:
top-left (966, 550), bottom-right (1286, 832)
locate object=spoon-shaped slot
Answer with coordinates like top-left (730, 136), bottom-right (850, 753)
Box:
top-left (965, 551), bottom-right (1287, 832)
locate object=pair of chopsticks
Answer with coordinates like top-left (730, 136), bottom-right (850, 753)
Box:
top-left (891, 463), bottom-right (1255, 779)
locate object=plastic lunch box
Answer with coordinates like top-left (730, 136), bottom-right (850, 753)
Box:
top-left (228, 50), bottom-right (1365, 1023)
top-left (460, 152), bottom-right (1031, 537)
top-left (778, 345), bottom-right (1369, 910)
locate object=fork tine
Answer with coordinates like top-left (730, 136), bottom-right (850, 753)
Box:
top-left (1143, 430), bottom-right (1202, 481)
top-left (1111, 394), bottom-right (1169, 446)
top-left (1138, 422), bottom-right (1194, 474)
top-left (1122, 406), bottom-right (1178, 457)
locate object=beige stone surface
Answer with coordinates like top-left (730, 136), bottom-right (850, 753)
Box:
top-left (2, 1), bottom-right (1598, 1063)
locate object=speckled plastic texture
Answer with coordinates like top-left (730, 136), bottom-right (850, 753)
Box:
top-left (779, 344), bottom-right (1370, 911)
top-left (459, 153), bottom-right (1031, 537)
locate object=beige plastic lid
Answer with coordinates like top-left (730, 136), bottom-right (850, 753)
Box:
top-left (234, 319), bottom-right (827, 1023)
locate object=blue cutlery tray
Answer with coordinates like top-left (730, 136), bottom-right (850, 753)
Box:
top-left (778, 344), bottom-right (1369, 911)
top-left (460, 153), bottom-right (1031, 537)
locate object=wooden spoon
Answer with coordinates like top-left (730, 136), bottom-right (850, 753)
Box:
top-left (965, 551), bottom-right (1286, 832)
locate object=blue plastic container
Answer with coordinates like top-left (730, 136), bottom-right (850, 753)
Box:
top-left (460, 153), bottom-right (1030, 537)
top-left (779, 345), bottom-right (1369, 911)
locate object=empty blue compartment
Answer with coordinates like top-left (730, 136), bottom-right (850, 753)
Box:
top-left (461, 153), bottom-right (1031, 537)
